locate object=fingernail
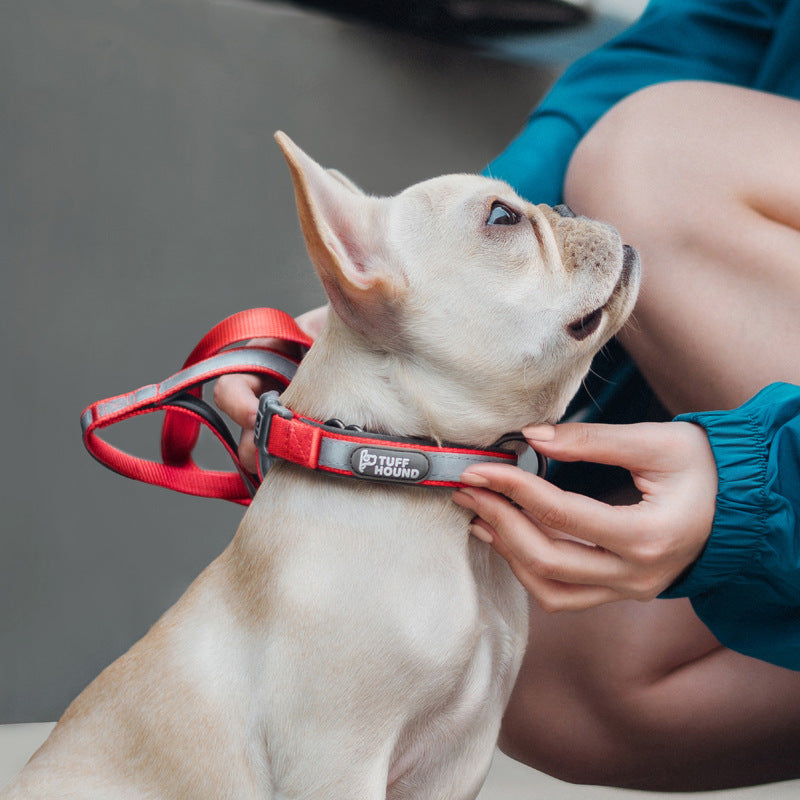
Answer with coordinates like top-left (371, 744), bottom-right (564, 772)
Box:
top-left (452, 489), bottom-right (476, 509)
top-left (460, 472), bottom-right (490, 488)
top-left (469, 523), bottom-right (494, 544)
top-left (522, 423), bottom-right (556, 442)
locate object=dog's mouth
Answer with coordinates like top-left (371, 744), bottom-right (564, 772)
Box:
top-left (567, 306), bottom-right (604, 341)
top-left (566, 244), bottom-right (638, 342)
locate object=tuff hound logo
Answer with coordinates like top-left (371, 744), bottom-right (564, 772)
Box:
top-left (350, 447), bottom-right (431, 483)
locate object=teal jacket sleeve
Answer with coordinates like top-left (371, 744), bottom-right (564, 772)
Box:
top-left (659, 383), bottom-right (800, 671)
top-left (485, 0), bottom-right (785, 204)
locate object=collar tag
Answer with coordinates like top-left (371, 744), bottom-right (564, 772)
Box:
top-left (350, 446), bottom-right (431, 483)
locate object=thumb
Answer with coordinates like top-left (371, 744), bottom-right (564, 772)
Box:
top-left (523, 421), bottom-right (673, 472)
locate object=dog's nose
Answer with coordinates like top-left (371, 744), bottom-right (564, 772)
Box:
top-left (553, 204), bottom-right (576, 218)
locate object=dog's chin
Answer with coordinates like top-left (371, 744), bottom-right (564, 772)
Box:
top-left (566, 244), bottom-right (640, 342)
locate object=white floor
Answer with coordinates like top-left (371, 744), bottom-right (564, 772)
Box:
top-left (2, 722), bottom-right (798, 798)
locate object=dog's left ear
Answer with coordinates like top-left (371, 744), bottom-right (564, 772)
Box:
top-left (275, 132), bottom-right (404, 334)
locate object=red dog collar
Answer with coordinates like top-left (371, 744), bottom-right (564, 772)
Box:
top-left (255, 391), bottom-right (543, 488)
top-left (81, 308), bottom-right (545, 504)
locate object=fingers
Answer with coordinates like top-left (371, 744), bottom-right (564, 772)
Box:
top-left (237, 427), bottom-right (258, 474)
top-left (453, 485), bottom-right (625, 586)
top-left (464, 507), bottom-right (625, 613)
top-left (213, 373), bottom-right (264, 429)
top-left (212, 310), bottom-right (326, 473)
top-left (454, 421), bottom-right (719, 613)
top-left (523, 421), bottom-right (680, 473)
top-left (213, 372), bottom-right (266, 472)
top-left (214, 310), bottom-right (327, 427)
top-left (213, 373), bottom-right (267, 472)
top-left (459, 463), bottom-right (635, 553)
top-left (509, 572), bottom-right (624, 613)
top-left (295, 305), bottom-right (329, 339)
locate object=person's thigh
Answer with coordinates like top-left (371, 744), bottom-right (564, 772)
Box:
top-left (565, 80), bottom-right (800, 414)
top-left (498, 82), bottom-right (800, 790)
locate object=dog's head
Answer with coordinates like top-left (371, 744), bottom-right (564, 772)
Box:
top-left (276, 132), bottom-right (639, 444)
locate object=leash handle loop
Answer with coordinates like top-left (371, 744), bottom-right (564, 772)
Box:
top-left (81, 309), bottom-right (313, 505)
top-left (160, 307), bottom-right (312, 468)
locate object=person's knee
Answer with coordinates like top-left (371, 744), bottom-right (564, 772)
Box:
top-left (564, 80), bottom-right (710, 229)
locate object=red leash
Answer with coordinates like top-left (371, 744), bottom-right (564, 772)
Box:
top-left (81, 308), bottom-right (312, 505)
top-left (81, 308), bottom-right (544, 504)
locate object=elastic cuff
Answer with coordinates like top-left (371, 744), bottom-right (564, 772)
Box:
top-left (659, 408), bottom-right (768, 599)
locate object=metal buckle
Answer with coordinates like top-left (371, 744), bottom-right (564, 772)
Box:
top-left (254, 390), bottom-right (294, 479)
top-left (493, 432), bottom-right (548, 478)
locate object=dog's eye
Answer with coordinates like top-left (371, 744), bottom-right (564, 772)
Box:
top-left (487, 201), bottom-right (520, 226)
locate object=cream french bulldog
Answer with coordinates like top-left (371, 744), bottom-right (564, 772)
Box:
top-left (3, 133), bottom-right (639, 799)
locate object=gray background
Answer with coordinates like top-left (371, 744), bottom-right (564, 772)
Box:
top-left (5, 3), bottom-right (800, 798)
top-left (1, 0), bottom-right (589, 723)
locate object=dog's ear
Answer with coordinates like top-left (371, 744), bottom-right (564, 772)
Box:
top-left (325, 168), bottom-right (364, 195)
top-left (275, 132), bottom-right (404, 333)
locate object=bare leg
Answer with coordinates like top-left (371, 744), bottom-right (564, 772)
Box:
top-left (499, 82), bottom-right (800, 790)
top-left (568, 80), bottom-right (800, 415)
top-left (501, 597), bottom-right (800, 790)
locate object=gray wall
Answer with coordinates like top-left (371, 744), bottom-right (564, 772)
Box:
top-left (0, 0), bottom-right (559, 721)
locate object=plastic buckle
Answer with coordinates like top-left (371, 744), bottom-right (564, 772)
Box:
top-left (254, 390), bottom-right (294, 479)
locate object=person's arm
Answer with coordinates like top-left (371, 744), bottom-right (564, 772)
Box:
top-left (487, 0), bottom-right (785, 204)
top-left (453, 383), bottom-right (800, 670)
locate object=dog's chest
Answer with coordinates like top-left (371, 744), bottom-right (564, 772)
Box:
top-left (236, 467), bottom-right (528, 725)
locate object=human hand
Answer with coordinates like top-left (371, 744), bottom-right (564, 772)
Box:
top-left (213, 305), bottom-right (328, 471)
top-left (452, 421), bottom-right (718, 611)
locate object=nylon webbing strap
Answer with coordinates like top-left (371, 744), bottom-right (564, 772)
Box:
top-left (254, 392), bottom-right (530, 489)
top-left (81, 307), bottom-right (544, 503)
top-left (81, 308), bottom-right (313, 505)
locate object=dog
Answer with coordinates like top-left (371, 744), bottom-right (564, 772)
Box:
top-left (2, 133), bottom-right (639, 799)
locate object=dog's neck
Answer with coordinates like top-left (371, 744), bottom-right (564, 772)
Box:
top-left (280, 310), bottom-right (573, 449)
top-left (280, 313), bottom-right (509, 447)
top-left (280, 314), bottom-right (427, 439)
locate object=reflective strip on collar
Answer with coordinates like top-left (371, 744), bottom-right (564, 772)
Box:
top-left (317, 436), bottom-right (517, 484)
top-left (254, 391), bottom-right (538, 489)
